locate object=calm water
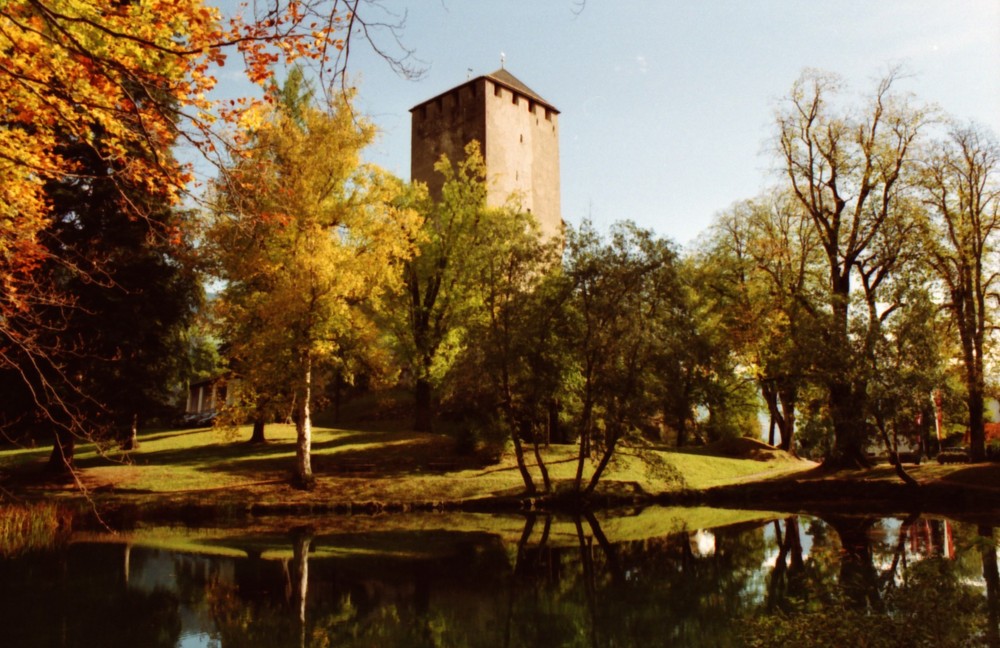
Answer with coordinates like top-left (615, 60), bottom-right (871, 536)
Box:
top-left (1, 508), bottom-right (998, 647)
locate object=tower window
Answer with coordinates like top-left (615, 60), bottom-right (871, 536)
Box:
top-left (519, 134), bottom-right (523, 143)
top-left (512, 94), bottom-right (519, 106)
top-left (494, 84), bottom-right (502, 98)
top-left (544, 109), bottom-right (552, 122)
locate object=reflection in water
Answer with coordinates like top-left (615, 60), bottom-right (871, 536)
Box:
top-left (0, 511), bottom-right (998, 647)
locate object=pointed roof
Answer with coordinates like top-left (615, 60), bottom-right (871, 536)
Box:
top-left (410, 68), bottom-right (559, 114)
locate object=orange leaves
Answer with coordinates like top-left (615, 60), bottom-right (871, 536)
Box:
top-left (0, 0), bottom-right (366, 325)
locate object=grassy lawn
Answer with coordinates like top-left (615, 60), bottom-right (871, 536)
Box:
top-left (0, 422), bottom-right (816, 507)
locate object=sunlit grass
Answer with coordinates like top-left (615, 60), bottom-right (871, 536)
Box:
top-left (0, 422), bottom-right (817, 505)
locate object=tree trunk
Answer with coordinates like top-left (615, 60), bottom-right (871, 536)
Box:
top-left (414, 376), bottom-right (433, 433)
top-left (968, 384), bottom-right (986, 462)
top-left (778, 386), bottom-right (797, 454)
top-left (249, 413), bottom-right (266, 444)
top-left (875, 415), bottom-right (918, 487)
top-left (584, 431), bottom-right (620, 496)
top-left (293, 358), bottom-right (315, 490)
top-left (548, 399), bottom-right (562, 444)
top-left (825, 381), bottom-right (871, 469)
top-left (47, 429), bottom-right (75, 473)
top-left (510, 422), bottom-right (537, 496)
top-left (332, 370), bottom-right (343, 425)
top-left (531, 432), bottom-right (551, 493)
top-left (120, 412), bottom-right (139, 451)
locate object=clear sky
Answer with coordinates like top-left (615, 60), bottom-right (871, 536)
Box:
top-left (223, 1), bottom-right (1000, 249)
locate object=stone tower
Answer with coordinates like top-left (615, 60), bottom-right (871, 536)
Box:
top-left (410, 68), bottom-right (562, 240)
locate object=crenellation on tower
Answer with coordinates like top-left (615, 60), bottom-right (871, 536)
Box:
top-left (410, 69), bottom-right (562, 241)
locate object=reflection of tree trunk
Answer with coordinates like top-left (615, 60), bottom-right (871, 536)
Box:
top-left (505, 515), bottom-right (537, 648)
top-left (574, 517), bottom-right (600, 648)
top-left (123, 544), bottom-right (131, 586)
top-left (291, 527), bottom-right (313, 648)
top-left (583, 512), bottom-right (622, 585)
top-left (768, 520), bottom-right (791, 611)
top-left (768, 517), bottom-right (804, 612)
top-left (980, 525), bottom-right (1000, 647)
top-left (883, 513), bottom-right (917, 589)
top-left (828, 515), bottom-right (882, 611)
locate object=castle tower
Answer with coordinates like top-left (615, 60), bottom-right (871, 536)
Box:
top-left (410, 68), bottom-right (562, 240)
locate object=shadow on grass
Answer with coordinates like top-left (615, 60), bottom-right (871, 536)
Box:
top-left (938, 463), bottom-right (1000, 489)
top-left (76, 428), bottom-right (486, 480)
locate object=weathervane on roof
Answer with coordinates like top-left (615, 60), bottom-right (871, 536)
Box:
top-left (500, 52), bottom-right (505, 69)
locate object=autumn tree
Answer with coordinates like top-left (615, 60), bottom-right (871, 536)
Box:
top-left (700, 191), bottom-right (823, 453)
top-left (919, 123), bottom-right (1000, 461)
top-left (776, 68), bottom-right (929, 468)
top-left (0, 1), bottom-right (415, 466)
top-left (207, 86), bottom-right (419, 488)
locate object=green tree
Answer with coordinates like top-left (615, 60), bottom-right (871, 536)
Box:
top-left (208, 84), bottom-right (419, 488)
top-left (563, 220), bottom-right (684, 494)
top-left (699, 191), bottom-right (823, 453)
top-left (919, 123), bottom-right (1000, 461)
top-left (459, 206), bottom-right (564, 493)
top-left (393, 141), bottom-right (495, 433)
top-left (776, 69), bottom-right (929, 467)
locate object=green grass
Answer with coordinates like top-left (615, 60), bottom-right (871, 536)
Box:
top-left (0, 423), bottom-right (815, 507)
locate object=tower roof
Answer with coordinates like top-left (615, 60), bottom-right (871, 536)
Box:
top-left (410, 68), bottom-right (559, 114)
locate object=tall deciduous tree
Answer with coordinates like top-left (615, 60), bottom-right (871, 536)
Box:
top-left (920, 124), bottom-right (1000, 461)
top-left (701, 191), bottom-right (823, 454)
top-left (208, 86), bottom-right (419, 488)
top-left (563, 220), bottom-right (683, 494)
top-left (394, 141), bottom-right (494, 433)
top-left (776, 69), bottom-right (928, 468)
top-left (0, 0), bottom-right (415, 459)
top-left (461, 206), bottom-right (563, 494)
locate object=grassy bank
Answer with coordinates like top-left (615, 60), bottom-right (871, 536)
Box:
top-left (0, 423), bottom-right (811, 512)
top-left (9, 423), bottom-right (999, 521)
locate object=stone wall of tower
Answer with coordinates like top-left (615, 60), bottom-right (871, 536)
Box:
top-left (482, 80), bottom-right (561, 240)
top-left (410, 74), bottom-right (562, 241)
top-left (410, 80), bottom-right (486, 201)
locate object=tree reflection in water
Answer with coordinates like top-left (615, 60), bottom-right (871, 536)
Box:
top-left (1, 511), bottom-right (1000, 646)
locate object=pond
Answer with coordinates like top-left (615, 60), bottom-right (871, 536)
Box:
top-left (0, 507), bottom-right (998, 647)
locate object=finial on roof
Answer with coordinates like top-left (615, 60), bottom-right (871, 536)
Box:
top-left (467, 67), bottom-right (473, 80)
top-left (500, 52), bottom-right (505, 69)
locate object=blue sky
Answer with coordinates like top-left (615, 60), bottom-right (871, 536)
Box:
top-left (219, 1), bottom-right (1000, 248)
